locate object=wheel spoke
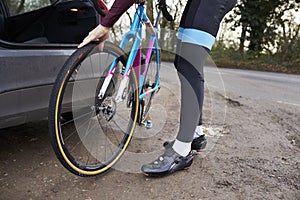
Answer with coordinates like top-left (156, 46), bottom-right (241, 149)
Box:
top-left (49, 43), bottom-right (138, 176)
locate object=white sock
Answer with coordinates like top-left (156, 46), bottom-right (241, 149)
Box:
top-left (172, 139), bottom-right (191, 157)
top-left (194, 125), bottom-right (204, 139)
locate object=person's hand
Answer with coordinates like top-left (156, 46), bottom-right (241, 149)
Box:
top-left (78, 24), bottom-right (110, 50)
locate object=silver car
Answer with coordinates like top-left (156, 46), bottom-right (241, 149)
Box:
top-left (0, 0), bottom-right (101, 128)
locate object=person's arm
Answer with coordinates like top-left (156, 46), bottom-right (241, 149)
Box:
top-left (78, 0), bottom-right (136, 48)
top-left (101, 0), bottom-right (136, 27)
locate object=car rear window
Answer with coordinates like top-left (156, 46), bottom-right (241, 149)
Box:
top-left (6, 0), bottom-right (51, 16)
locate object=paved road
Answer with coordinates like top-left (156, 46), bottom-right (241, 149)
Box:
top-left (161, 62), bottom-right (300, 107)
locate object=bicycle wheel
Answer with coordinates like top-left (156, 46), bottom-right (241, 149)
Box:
top-left (140, 50), bottom-right (160, 123)
top-left (48, 41), bottom-right (139, 177)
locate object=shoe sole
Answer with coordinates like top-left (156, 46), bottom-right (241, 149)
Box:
top-left (142, 166), bottom-right (192, 178)
top-left (142, 167), bottom-right (191, 178)
top-left (142, 157), bottom-right (193, 177)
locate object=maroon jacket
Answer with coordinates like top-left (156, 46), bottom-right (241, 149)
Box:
top-left (101, 0), bottom-right (136, 27)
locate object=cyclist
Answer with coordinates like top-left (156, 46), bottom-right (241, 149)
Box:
top-left (78, 0), bottom-right (237, 177)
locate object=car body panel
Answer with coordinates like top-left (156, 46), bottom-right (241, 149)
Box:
top-left (0, 0), bottom-right (101, 128)
top-left (0, 48), bottom-right (75, 128)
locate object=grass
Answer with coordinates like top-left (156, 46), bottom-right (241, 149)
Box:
top-left (210, 45), bottom-right (300, 74)
top-left (160, 47), bottom-right (300, 75)
top-left (161, 52), bottom-right (300, 74)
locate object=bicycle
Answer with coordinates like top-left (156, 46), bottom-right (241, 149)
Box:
top-left (48, 0), bottom-right (173, 176)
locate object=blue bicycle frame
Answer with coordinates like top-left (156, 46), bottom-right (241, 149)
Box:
top-left (98, 4), bottom-right (161, 102)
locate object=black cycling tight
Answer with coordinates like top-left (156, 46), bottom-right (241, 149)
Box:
top-left (174, 0), bottom-right (236, 143)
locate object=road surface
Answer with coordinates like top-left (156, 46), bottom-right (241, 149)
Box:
top-left (161, 62), bottom-right (300, 106)
top-left (0, 64), bottom-right (299, 200)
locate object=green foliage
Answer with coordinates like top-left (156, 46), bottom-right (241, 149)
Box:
top-left (157, 0), bottom-right (300, 74)
top-left (220, 0), bottom-right (300, 73)
top-left (7, 0), bottom-right (50, 16)
top-left (227, 0), bottom-right (299, 54)
top-left (211, 41), bottom-right (300, 74)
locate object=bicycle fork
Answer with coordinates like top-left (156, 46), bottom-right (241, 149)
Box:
top-left (98, 70), bottom-right (129, 103)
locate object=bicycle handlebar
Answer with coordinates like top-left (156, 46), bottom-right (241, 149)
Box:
top-left (91, 0), bottom-right (173, 22)
top-left (158, 0), bottom-right (173, 21)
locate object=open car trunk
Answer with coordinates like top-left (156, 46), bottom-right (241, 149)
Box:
top-left (1, 0), bottom-right (100, 44)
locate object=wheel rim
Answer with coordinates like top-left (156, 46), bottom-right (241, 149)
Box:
top-left (53, 43), bottom-right (139, 175)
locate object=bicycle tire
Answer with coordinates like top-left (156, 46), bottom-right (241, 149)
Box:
top-left (48, 41), bottom-right (139, 177)
top-left (140, 50), bottom-right (160, 123)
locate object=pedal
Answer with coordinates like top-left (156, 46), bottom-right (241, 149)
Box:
top-left (142, 120), bottom-right (152, 129)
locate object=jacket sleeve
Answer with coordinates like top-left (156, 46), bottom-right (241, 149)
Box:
top-left (101, 0), bottom-right (137, 27)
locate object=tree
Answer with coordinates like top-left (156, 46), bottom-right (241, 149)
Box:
top-left (275, 6), bottom-right (300, 64)
top-left (7, 0), bottom-right (49, 15)
top-left (146, 0), bottom-right (154, 24)
top-left (158, 0), bottom-right (184, 51)
top-left (227, 0), bottom-right (298, 55)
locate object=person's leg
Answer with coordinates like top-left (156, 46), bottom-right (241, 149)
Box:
top-left (174, 43), bottom-right (207, 143)
top-left (174, 0), bottom-right (237, 154)
top-left (141, 0), bottom-right (237, 177)
top-left (174, 42), bottom-right (208, 154)
top-left (162, 58), bottom-right (207, 150)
